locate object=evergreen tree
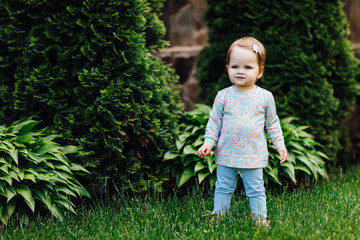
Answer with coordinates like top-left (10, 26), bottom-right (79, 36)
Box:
top-left (197, 0), bottom-right (359, 162)
top-left (0, 0), bottom-right (182, 193)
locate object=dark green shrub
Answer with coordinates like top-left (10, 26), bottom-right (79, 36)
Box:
top-left (197, 0), bottom-right (360, 163)
top-left (0, 0), bottom-right (182, 194)
top-left (164, 104), bottom-right (328, 188)
top-left (0, 118), bottom-right (90, 225)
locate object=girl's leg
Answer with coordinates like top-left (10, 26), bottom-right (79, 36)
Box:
top-left (239, 168), bottom-right (267, 219)
top-left (213, 165), bottom-right (237, 214)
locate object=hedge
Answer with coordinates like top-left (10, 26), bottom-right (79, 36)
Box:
top-left (0, 0), bottom-right (182, 194)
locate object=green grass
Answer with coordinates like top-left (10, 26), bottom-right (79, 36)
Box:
top-left (1, 165), bottom-right (360, 240)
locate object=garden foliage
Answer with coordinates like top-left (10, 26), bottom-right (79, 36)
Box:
top-left (164, 104), bottom-right (328, 188)
top-left (0, 118), bottom-right (90, 225)
top-left (164, 104), bottom-right (216, 188)
top-left (197, 0), bottom-right (360, 163)
top-left (0, 0), bottom-right (182, 193)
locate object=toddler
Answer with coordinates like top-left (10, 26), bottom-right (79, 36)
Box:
top-left (197, 37), bottom-right (287, 228)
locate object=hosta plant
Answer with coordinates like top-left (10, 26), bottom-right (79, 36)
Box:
top-left (164, 104), bottom-right (216, 188)
top-left (164, 104), bottom-right (328, 189)
top-left (265, 117), bottom-right (328, 185)
top-left (0, 118), bottom-right (90, 225)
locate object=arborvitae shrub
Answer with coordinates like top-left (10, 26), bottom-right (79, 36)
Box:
top-left (197, 0), bottom-right (360, 163)
top-left (0, 0), bottom-right (182, 194)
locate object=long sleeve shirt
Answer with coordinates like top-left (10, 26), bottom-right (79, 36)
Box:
top-left (204, 85), bottom-right (285, 168)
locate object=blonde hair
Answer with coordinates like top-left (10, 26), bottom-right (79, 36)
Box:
top-left (226, 37), bottom-right (266, 68)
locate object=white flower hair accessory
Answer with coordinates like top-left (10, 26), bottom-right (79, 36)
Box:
top-left (252, 44), bottom-right (259, 54)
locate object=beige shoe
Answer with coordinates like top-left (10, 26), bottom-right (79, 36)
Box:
top-left (251, 212), bottom-right (271, 230)
top-left (255, 217), bottom-right (271, 230)
top-left (202, 210), bottom-right (224, 223)
top-left (202, 210), bottom-right (224, 217)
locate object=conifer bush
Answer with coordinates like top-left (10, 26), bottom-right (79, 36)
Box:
top-left (0, 0), bottom-right (181, 193)
top-left (197, 0), bottom-right (360, 163)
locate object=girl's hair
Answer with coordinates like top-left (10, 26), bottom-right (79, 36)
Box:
top-left (226, 37), bottom-right (266, 68)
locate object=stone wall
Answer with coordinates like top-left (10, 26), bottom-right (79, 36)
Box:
top-left (157, 0), bottom-right (208, 110)
top-left (343, 0), bottom-right (360, 47)
top-left (161, 0), bottom-right (208, 46)
top-left (343, 0), bottom-right (360, 160)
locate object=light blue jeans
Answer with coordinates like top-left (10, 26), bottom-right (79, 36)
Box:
top-left (214, 165), bottom-right (267, 218)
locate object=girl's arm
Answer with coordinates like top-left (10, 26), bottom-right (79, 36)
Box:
top-left (265, 93), bottom-right (286, 151)
top-left (203, 92), bottom-right (224, 149)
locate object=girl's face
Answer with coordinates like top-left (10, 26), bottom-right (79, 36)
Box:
top-left (226, 46), bottom-right (264, 93)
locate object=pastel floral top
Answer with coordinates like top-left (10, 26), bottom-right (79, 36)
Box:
top-left (204, 85), bottom-right (285, 168)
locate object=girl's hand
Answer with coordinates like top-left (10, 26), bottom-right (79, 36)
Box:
top-left (277, 146), bottom-right (287, 164)
top-left (197, 144), bottom-right (212, 158)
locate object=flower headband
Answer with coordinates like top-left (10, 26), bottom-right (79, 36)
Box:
top-left (252, 44), bottom-right (259, 54)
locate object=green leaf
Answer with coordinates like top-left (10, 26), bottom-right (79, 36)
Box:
top-left (0, 181), bottom-right (4, 194)
top-left (178, 132), bottom-right (191, 145)
top-left (24, 173), bottom-right (36, 183)
top-left (178, 168), bottom-right (195, 187)
top-left (318, 168), bottom-right (329, 180)
top-left (317, 151), bottom-right (329, 160)
top-left (17, 135), bottom-right (33, 144)
top-left (17, 171), bottom-right (25, 181)
top-left (61, 145), bottom-right (78, 155)
top-left (0, 175), bottom-right (13, 186)
top-left (190, 126), bottom-right (199, 134)
top-left (28, 151), bottom-right (40, 164)
top-left (194, 161), bottom-right (206, 172)
top-left (51, 153), bottom-right (71, 166)
top-left (297, 155), bottom-right (317, 179)
top-left (33, 188), bottom-right (45, 200)
top-left (288, 142), bottom-right (306, 152)
top-left (69, 163), bottom-right (91, 174)
top-left (194, 116), bottom-right (208, 125)
top-left (8, 170), bottom-right (20, 182)
top-left (45, 161), bottom-right (55, 169)
top-left (183, 145), bottom-right (198, 155)
top-left (0, 158), bottom-right (7, 164)
top-left (183, 155), bottom-right (198, 167)
top-left (281, 162), bottom-right (296, 183)
top-left (0, 164), bottom-right (9, 174)
top-left (12, 118), bottom-right (40, 135)
top-left (176, 139), bottom-right (186, 151)
top-left (24, 169), bottom-right (40, 178)
top-left (209, 163), bottom-right (217, 174)
top-left (36, 142), bottom-right (60, 155)
top-left (264, 166), bottom-right (281, 185)
top-left (198, 171), bottom-right (210, 184)
top-left (208, 174), bottom-right (217, 188)
top-left (163, 151), bottom-right (180, 161)
top-left (54, 186), bottom-right (76, 197)
top-left (54, 198), bottom-right (76, 213)
top-left (286, 152), bottom-right (296, 164)
top-left (194, 104), bottom-right (212, 114)
top-left (194, 136), bottom-right (204, 147)
top-left (4, 186), bottom-right (17, 202)
top-left (71, 185), bottom-right (91, 198)
top-left (9, 148), bottom-right (19, 165)
top-left (48, 203), bottom-right (63, 221)
top-left (0, 199), bottom-right (16, 225)
top-left (16, 184), bottom-right (35, 212)
top-left (294, 165), bottom-right (311, 175)
top-left (205, 155), bottom-right (214, 169)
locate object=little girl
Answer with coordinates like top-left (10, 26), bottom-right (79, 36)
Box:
top-left (197, 37), bottom-right (287, 228)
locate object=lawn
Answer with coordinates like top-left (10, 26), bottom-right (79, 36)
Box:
top-left (1, 165), bottom-right (360, 240)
